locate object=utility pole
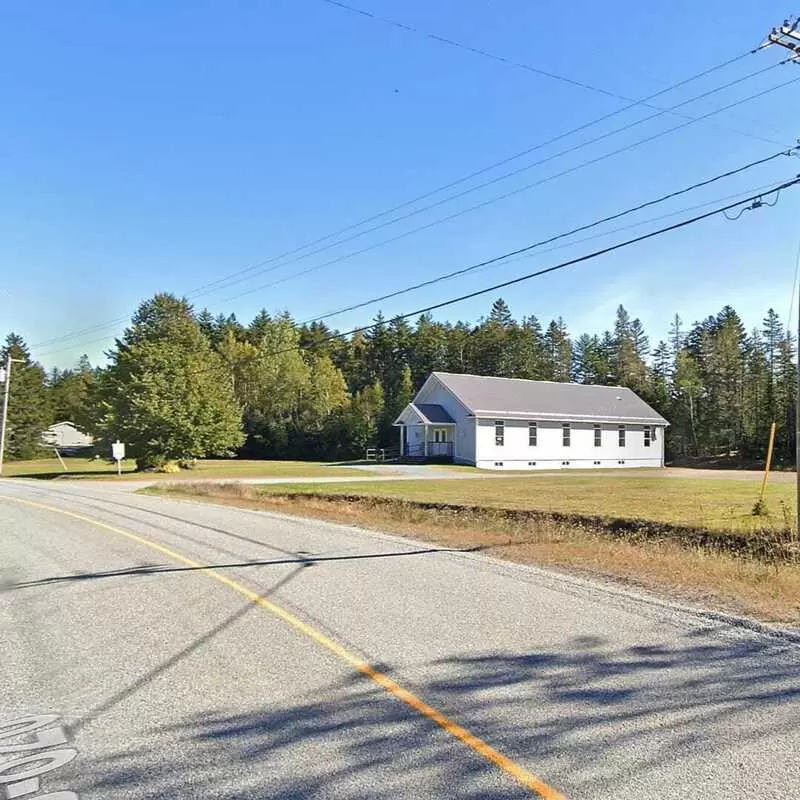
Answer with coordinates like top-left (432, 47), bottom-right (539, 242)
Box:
top-left (0, 353), bottom-right (25, 476)
top-left (761, 16), bottom-right (800, 529)
top-left (764, 17), bottom-right (800, 60)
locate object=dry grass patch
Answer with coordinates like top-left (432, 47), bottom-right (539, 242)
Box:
top-left (147, 482), bottom-right (800, 624)
top-left (4, 458), bottom-right (369, 480)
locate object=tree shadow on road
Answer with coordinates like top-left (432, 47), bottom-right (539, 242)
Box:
top-left (69, 628), bottom-right (800, 799)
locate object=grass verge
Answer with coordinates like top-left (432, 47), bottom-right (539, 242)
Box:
top-left (247, 475), bottom-right (796, 534)
top-left (145, 482), bottom-right (800, 625)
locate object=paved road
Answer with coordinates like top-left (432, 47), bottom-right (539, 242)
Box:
top-left (1, 479), bottom-right (798, 799)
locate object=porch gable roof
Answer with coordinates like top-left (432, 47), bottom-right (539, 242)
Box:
top-left (393, 402), bottom-right (455, 426)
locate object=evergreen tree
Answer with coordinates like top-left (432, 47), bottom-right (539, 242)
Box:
top-left (363, 313), bottom-right (394, 389)
top-left (197, 309), bottom-right (218, 345)
top-left (669, 314), bottom-right (684, 364)
top-left (387, 316), bottom-right (414, 393)
top-left (0, 333), bottom-right (52, 460)
top-left (630, 318), bottom-right (650, 359)
top-left (410, 314), bottom-right (449, 385)
top-left (775, 331), bottom-right (797, 462)
top-left (49, 355), bottom-right (95, 425)
top-left (508, 316), bottom-right (546, 379)
top-left (573, 334), bottom-right (603, 384)
top-left (91, 294), bottom-right (244, 469)
top-left (613, 306), bottom-right (648, 392)
top-left (649, 340), bottom-right (672, 414)
top-left (488, 297), bottom-right (513, 326)
top-left (445, 321), bottom-right (472, 373)
top-left (761, 308), bottom-right (783, 425)
top-left (543, 318), bottom-right (573, 381)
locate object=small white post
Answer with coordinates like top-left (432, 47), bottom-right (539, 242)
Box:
top-left (112, 440), bottom-right (126, 477)
top-left (423, 424), bottom-right (428, 458)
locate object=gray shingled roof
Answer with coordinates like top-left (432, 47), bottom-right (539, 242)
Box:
top-left (413, 403), bottom-right (455, 424)
top-left (432, 372), bottom-right (667, 423)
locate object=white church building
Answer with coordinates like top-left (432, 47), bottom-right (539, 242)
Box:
top-left (394, 372), bottom-right (667, 470)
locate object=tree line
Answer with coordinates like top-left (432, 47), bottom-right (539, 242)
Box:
top-left (2, 293), bottom-right (796, 468)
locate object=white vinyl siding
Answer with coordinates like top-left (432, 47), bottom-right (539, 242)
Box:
top-left (473, 420), bottom-right (664, 469)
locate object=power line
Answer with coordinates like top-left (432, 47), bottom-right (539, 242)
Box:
top-left (314, 0), bottom-right (767, 106)
top-left (30, 49), bottom-right (781, 352)
top-left (33, 93), bottom-right (800, 363)
top-left (32, 178), bottom-right (784, 361)
top-left (194, 60), bottom-right (791, 302)
top-left (298, 147), bottom-right (799, 325)
top-left (40, 177), bottom-right (797, 365)
top-left (213, 72), bottom-right (800, 306)
top-left (187, 52), bottom-right (776, 301)
top-left (276, 177), bottom-right (800, 359)
top-left (464, 178), bottom-right (794, 278)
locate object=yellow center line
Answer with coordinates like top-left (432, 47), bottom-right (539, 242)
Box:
top-left (5, 494), bottom-right (567, 799)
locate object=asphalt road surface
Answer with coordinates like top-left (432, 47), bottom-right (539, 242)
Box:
top-left (1, 479), bottom-right (798, 799)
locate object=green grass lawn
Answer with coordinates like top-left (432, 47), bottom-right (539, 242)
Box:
top-left (2, 457), bottom-right (371, 480)
top-left (254, 474), bottom-right (796, 533)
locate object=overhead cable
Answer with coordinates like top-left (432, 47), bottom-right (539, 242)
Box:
top-left (301, 147), bottom-right (799, 324)
top-left (30, 49), bottom-right (786, 352)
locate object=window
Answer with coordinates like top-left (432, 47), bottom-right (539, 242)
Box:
top-left (495, 420), bottom-right (504, 447)
top-left (644, 426), bottom-right (652, 447)
top-left (594, 424), bottom-right (602, 447)
top-left (434, 428), bottom-right (447, 443)
top-left (529, 421), bottom-right (537, 447)
top-left (618, 425), bottom-right (626, 447)
top-left (562, 423), bottom-right (571, 447)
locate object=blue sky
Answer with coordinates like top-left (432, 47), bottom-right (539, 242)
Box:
top-left (1, 1), bottom-right (798, 369)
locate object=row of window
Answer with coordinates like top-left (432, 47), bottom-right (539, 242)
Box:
top-left (494, 421), bottom-right (654, 448)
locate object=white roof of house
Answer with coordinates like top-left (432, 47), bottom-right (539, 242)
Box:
top-left (431, 372), bottom-right (668, 424)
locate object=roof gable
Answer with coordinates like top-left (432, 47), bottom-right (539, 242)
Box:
top-left (414, 403), bottom-right (455, 424)
top-left (393, 403), bottom-right (455, 425)
top-left (429, 372), bottom-right (667, 424)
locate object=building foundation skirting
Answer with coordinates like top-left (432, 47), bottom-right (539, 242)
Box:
top-left (474, 458), bottom-right (662, 470)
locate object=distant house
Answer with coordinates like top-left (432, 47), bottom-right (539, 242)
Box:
top-left (42, 421), bottom-right (94, 451)
top-left (394, 372), bottom-right (667, 470)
